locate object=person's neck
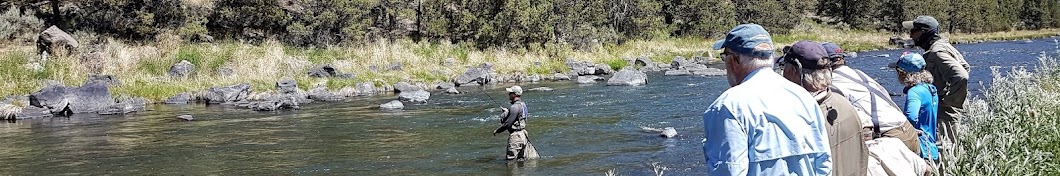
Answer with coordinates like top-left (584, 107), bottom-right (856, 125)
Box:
top-left (510, 97), bottom-right (521, 104)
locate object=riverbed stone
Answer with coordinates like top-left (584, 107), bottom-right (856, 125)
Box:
top-left (177, 115), bottom-right (194, 121)
top-left (455, 63), bottom-right (493, 86)
top-left (576, 76), bottom-right (598, 84)
top-left (445, 87), bottom-right (460, 94)
top-left (13, 106), bottom-right (52, 119)
top-left (671, 56), bottom-right (691, 69)
top-left (691, 68), bottom-right (727, 76)
top-left (435, 82), bottom-right (455, 90)
top-left (398, 90), bottom-right (430, 104)
top-left (550, 73), bottom-right (571, 81)
top-left (168, 60), bottom-right (196, 79)
top-left (249, 97), bottom-right (300, 111)
top-left (275, 78), bottom-right (311, 104)
top-left (98, 97), bottom-right (146, 115)
top-left (380, 100), bottom-right (404, 110)
top-left (27, 80), bottom-right (117, 115)
top-left (199, 83), bottom-right (251, 104)
top-left (607, 68), bottom-right (647, 86)
top-left (528, 87), bottom-right (554, 92)
top-left (356, 82), bottom-right (376, 95)
top-left (308, 85), bottom-right (343, 102)
top-left (661, 127), bottom-right (677, 138)
top-left (664, 69), bottom-right (691, 76)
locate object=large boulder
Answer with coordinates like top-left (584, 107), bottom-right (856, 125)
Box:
top-left (28, 80), bottom-right (116, 115)
top-left (165, 92), bottom-right (193, 104)
top-left (393, 82), bottom-right (422, 93)
top-left (380, 100), bottom-right (404, 110)
top-left (398, 90), bottom-right (431, 104)
top-left (455, 63), bottom-right (493, 86)
top-left (607, 68), bottom-right (648, 86)
top-left (168, 60), bottom-right (196, 79)
top-left (37, 26), bottom-right (79, 57)
top-left (199, 83), bottom-right (251, 104)
top-left (356, 82), bottom-right (377, 95)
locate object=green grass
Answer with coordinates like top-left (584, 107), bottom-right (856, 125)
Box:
top-left (604, 58), bottom-right (629, 70)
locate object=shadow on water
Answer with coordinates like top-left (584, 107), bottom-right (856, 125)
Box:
top-left (0, 37), bottom-right (1056, 175)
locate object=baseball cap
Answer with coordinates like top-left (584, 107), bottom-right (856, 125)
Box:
top-left (821, 42), bottom-right (850, 58)
top-left (713, 24), bottom-right (775, 58)
top-left (888, 52), bottom-right (927, 72)
top-left (902, 16), bottom-right (940, 31)
top-left (506, 86), bottom-right (523, 95)
top-left (778, 41), bottom-right (830, 70)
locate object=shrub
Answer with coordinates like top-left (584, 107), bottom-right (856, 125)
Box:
top-left (0, 6), bottom-right (44, 44)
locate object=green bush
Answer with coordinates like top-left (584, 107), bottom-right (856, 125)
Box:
top-left (0, 6), bottom-right (44, 43)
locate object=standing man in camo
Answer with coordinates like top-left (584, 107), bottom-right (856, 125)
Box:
top-left (904, 16), bottom-right (970, 147)
top-left (493, 86), bottom-right (539, 162)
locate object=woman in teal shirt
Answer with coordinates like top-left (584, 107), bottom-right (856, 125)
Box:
top-left (890, 52), bottom-right (940, 161)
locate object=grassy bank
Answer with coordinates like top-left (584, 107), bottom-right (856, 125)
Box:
top-left (946, 49), bottom-right (1060, 175)
top-left (1, 21), bottom-right (1058, 101)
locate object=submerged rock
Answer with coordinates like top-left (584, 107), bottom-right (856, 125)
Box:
top-left (607, 68), bottom-right (647, 86)
top-left (664, 70), bottom-right (691, 76)
top-left (380, 100), bottom-right (404, 110)
top-left (550, 73), bottom-right (571, 81)
top-left (528, 87), bottom-right (554, 92)
top-left (576, 76), bottom-right (599, 84)
top-left (445, 87), bottom-right (460, 94)
top-left (308, 85), bottom-right (343, 102)
top-left (98, 97), bottom-right (147, 115)
top-left (177, 115), bottom-right (194, 121)
top-left (398, 90), bottom-right (431, 104)
top-left (661, 127), bottom-right (677, 138)
top-left (165, 92), bottom-right (193, 104)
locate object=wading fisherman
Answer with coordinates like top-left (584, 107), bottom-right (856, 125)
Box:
top-left (493, 86), bottom-right (539, 161)
top-left (703, 24), bottom-right (831, 175)
top-left (903, 15), bottom-right (970, 150)
top-left (780, 41), bottom-right (868, 176)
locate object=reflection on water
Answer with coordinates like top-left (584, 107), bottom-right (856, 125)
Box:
top-left (0, 37), bottom-right (1056, 175)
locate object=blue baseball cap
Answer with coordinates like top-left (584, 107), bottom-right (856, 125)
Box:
top-left (889, 52), bottom-right (927, 72)
top-left (713, 24), bottom-right (774, 58)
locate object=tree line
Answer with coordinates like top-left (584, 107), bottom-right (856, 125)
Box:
top-left (2, 0), bottom-right (1060, 48)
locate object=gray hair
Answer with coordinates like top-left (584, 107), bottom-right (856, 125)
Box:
top-left (900, 70), bottom-right (934, 87)
top-left (799, 68), bottom-right (832, 92)
top-left (737, 53), bottom-right (775, 69)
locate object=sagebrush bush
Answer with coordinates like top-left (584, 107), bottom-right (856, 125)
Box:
top-left (949, 49), bottom-right (1060, 175)
top-left (0, 6), bottom-right (44, 44)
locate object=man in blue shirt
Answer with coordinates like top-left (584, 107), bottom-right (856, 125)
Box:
top-left (703, 24), bottom-right (832, 176)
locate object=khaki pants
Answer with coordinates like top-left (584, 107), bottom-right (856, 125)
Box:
top-left (938, 106), bottom-right (960, 146)
top-left (881, 121), bottom-right (921, 155)
top-left (506, 130), bottom-right (539, 161)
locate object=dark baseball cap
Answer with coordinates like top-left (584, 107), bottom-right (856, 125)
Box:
top-left (713, 24), bottom-right (774, 58)
top-left (903, 16), bottom-right (940, 31)
top-left (821, 42), bottom-right (850, 58)
top-left (779, 41), bottom-right (830, 70)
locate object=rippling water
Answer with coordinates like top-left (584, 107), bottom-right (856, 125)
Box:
top-left (0, 37), bottom-right (1056, 175)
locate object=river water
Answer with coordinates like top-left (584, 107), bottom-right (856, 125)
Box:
top-left (1, 37), bottom-right (1057, 175)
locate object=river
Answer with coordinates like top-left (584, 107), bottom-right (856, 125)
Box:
top-left (0, 37), bottom-right (1057, 175)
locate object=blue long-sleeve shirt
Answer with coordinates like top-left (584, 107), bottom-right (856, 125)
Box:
top-left (703, 68), bottom-right (832, 176)
top-left (903, 83), bottom-right (940, 160)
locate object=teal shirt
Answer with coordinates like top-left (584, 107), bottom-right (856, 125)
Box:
top-left (703, 68), bottom-right (832, 176)
top-left (904, 83), bottom-right (940, 160)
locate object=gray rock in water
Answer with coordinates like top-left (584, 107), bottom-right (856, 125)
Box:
top-left (393, 82), bottom-right (422, 93)
top-left (633, 56), bottom-right (654, 68)
top-left (87, 75), bottom-right (121, 87)
top-left (30, 80), bottom-right (116, 115)
top-left (566, 59), bottom-right (612, 76)
top-left (550, 73), bottom-right (571, 81)
top-left (356, 82), bottom-right (377, 95)
top-left (398, 90), bottom-right (431, 104)
top-left (380, 100), bottom-right (404, 110)
top-left (435, 82), bottom-right (456, 90)
top-left (274, 79), bottom-right (311, 104)
top-left (690, 68), bottom-right (727, 76)
top-left (455, 63), bottom-right (493, 86)
top-left (37, 26), bottom-right (79, 57)
top-left (308, 64), bottom-right (338, 78)
top-left (664, 70), bottom-right (691, 76)
top-left (13, 106), bottom-right (52, 120)
top-left (249, 97), bottom-right (300, 111)
top-left (177, 115), bottom-right (194, 121)
top-left (607, 68), bottom-right (648, 86)
top-left (528, 87), bottom-right (554, 91)
top-left (98, 97), bottom-right (147, 115)
top-left (168, 60), bottom-right (196, 79)
top-left (28, 84), bottom-right (71, 115)
top-left (445, 87), bottom-right (460, 94)
top-left (876, 54), bottom-right (891, 58)
top-left (523, 74), bottom-right (542, 82)
top-left (661, 127), bottom-right (677, 138)
top-left (199, 83), bottom-right (251, 104)
top-left (165, 92), bottom-right (193, 104)
top-left (308, 85), bottom-right (343, 102)
top-left (576, 76), bottom-right (598, 84)
top-left (276, 78), bottom-right (299, 94)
